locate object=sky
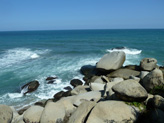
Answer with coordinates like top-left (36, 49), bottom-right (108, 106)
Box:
top-left (0, 0), bottom-right (164, 31)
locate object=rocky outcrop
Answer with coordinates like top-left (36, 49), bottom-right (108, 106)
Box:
top-left (21, 80), bottom-right (39, 94)
top-left (0, 105), bottom-right (13, 123)
top-left (70, 79), bottom-right (83, 88)
top-left (140, 58), bottom-right (157, 71)
top-left (107, 68), bottom-right (140, 79)
top-left (90, 83), bottom-right (105, 91)
top-left (23, 105), bottom-right (44, 123)
top-left (112, 79), bottom-right (148, 102)
top-left (142, 68), bottom-right (164, 92)
top-left (89, 75), bottom-right (109, 84)
top-left (152, 95), bottom-right (164, 111)
top-left (46, 76), bottom-right (57, 84)
top-left (96, 51), bottom-right (125, 71)
top-left (40, 102), bottom-right (66, 123)
top-left (68, 101), bottom-right (96, 123)
top-left (86, 101), bottom-right (138, 123)
top-left (71, 85), bottom-right (90, 95)
top-left (139, 71), bottom-right (149, 79)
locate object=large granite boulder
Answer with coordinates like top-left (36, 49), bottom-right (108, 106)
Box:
top-left (86, 101), bottom-right (138, 123)
top-left (107, 68), bottom-right (140, 79)
top-left (68, 101), bottom-right (97, 123)
top-left (140, 58), bottom-right (157, 71)
top-left (70, 79), bottom-right (83, 88)
top-left (0, 105), bottom-right (13, 123)
top-left (23, 105), bottom-right (44, 123)
top-left (142, 68), bottom-right (164, 92)
top-left (21, 80), bottom-right (39, 94)
top-left (112, 79), bottom-right (148, 102)
top-left (40, 102), bottom-right (66, 123)
top-left (71, 85), bottom-right (90, 95)
top-left (90, 83), bottom-right (105, 91)
top-left (96, 51), bottom-right (125, 71)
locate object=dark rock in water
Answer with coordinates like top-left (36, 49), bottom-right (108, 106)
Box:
top-left (64, 86), bottom-right (72, 91)
top-left (70, 79), bottom-right (83, 88)
top-left (47, 80), bottom-right (55, 84)
top-left (111, 46), bottom-right (126, 50)
top-left (46, 76), bottom-right (57, 81)
top-left (21, 80), bottom-right (39, 94)
top-left (80, 65), bottom-right (97, 77)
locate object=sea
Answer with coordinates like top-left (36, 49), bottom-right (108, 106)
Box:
top-left (0, 29), bottom-right (163, 109)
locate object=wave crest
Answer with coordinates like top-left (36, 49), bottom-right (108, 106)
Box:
top-left (107, 47), bottom-right (142, 55)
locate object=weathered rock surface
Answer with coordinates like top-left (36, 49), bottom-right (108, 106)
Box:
top-left (129, 75), bottom-right (140, 82)
top-left (96, 51), bottom-right (125, 71)
top-left (90, 83), bottom-right (105, 91)
top-left (139, 71), bottom-right (149, 79)
top-left (0, 104), bottom-right (13, 123)
top-left (71, 85), bottom-right (90, 95)
top-left (40, 102), bottom-right (65, 123)
top-left (142, 68), bottom-right (164, 92)
top-left (140, 58), bottom-right (157, 71)
top-left (21, 80), bottom-right (39, 94)
top-left (107, 68), bottom-right (140, 79)
top-left (90, 75), bottom-right (109, 84)
top-left (112, 79), bottom-right (148, 102)
top-left (23, 105), bottom-right (44, 123)
top-left (108, 77), bottom-right (124, 83)
top-left (70, 79), bottom-right (83, 88)
top-left (152, 95), bottom-right (164, 111)
top-left (86, 101), bottom-right (138, 123)
top-left (68, 101), bottom-right (96, 123)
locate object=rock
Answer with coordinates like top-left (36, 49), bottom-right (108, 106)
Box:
top-left (142, 68), bottom-right (164, 92)
top-left (21, 80), bottom-right (39, 94)
top-left (40, 102), bottom-right (66, 123)
top-left (124, 65), bottom-right (141, 71)
top-left (34, 100), bottom-right (47, 107)
top-left (80, 65), bottom-right (97, 77)
top-left (71, 85), bottom-right (90, 95)
top-left (152, 95), bottom-right (164, 111)
top-left (108, 77), bottom-right (124, 82)
top-left (107, 68), bottom-right (140, 79)
top-left (10, 106), bottom-right (19, 123)
top-left (73, 91), bottom-right (102, 107)
top-left (68, 101), bottom-right (97, 123)
top-left (129, 75), bottom-right (140, 82)
top-left (64, 86), bottom-right (72, 91)
top-left (46, 76), bottom-right (57, 81)
top-left (18, 106), bottom-right (31, 115)
top-left (70, 79), bottom-right (83, 88)
top-left (53, 90), bottom-right (71, 101)
top-left (140, 58), bottom-right (157, 71)
top-left (144, 93), bottom-right (153, 105)
top-left (139, 71), bottom-right (149, 79)
top-left (112, 79), bottom-right (148, 102)
top-left (90, 75), bottom-right (109, 84)
top-left (0, 104), bottom-right (13, 123)
top-left (12, 114), bottom-right (24, 123)
top-left (90, 83), bottom-right (105, 91)
top-left (23, 105), bottom-right (44, 123)
top-left (86, 101), bottom-right (138, 123)
top-left (96, 51), bottom-right (125, 71)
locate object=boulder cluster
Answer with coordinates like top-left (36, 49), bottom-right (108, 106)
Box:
top-left (1, 51), bottom-right (164, 123)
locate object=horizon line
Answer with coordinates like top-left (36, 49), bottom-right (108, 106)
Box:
top-left (0, 28), bottom-right (164, 32)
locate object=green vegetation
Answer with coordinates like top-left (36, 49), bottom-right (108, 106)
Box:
top-left (150, 85), bottom-right (164, 95)
top-left (125, 101), bottom-right (146, 112)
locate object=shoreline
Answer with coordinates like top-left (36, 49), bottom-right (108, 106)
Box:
top-left (1, 51), bottom-right (164, 123)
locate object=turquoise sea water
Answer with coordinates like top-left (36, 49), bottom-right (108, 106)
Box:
top-left (0, 29), bottom-right (164, 108)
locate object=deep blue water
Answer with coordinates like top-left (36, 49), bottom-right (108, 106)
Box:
top-left (0, 29), bottom-right (163, 108)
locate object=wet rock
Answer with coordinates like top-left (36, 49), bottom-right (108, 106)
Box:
top-left (46, 76), bottom-right (57, 81)
top-left (64, 86), bottom-right (72, 91)
top-left (70, 79), bottom-right (83, 88)
top-left (21, 80), bottom-right (39, 94)
top-left (96, 51), bottom-right (125, 71)
top-left (80, 65), bottom-right (97, 77)
top-left (140, 58), bottom-right (157, 71)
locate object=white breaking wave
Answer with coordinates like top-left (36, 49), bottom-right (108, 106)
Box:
top-left (107, 47), bottom-right (142, 55)
top-left (0, 48), bottom-right (50, 68)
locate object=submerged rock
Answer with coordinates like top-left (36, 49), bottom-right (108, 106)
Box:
top-left (112, 79), bottom-right (148, 102)
top-left (46, 76), bottom-right (58, 84)
top-left (96, 51), bottom-right (125, 71)
top-left (140, 58), bottom-right (157, 71)
top-left (21, 80), bottom-right (39, 94)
